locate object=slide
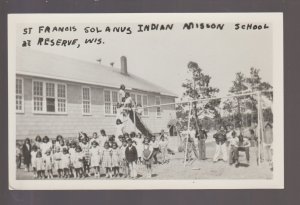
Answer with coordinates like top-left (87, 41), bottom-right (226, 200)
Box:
top-left (128, 110), bottom-right (155, 138)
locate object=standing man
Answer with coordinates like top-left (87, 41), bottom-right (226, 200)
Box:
top-left (196, 124), bottom-right (207, 160)
top-left (213, 126), bottom-right (228, 163)
top-left (228, 130), bottom-right (239, 165)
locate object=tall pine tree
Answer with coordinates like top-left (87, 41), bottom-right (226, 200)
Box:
top-left (177, 61), bottom-right (220, 130)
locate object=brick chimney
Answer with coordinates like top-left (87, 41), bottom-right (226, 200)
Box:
top-left (120, 56), bottom-right (128, 75)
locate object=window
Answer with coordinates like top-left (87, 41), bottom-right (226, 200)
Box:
top-left (33, 81), bottom-right (43, 112)
top-left (46, 83), bottom-right (55, 112)
top-left (155, 96), bottom-right (161, 117)
top-left (57, 84), bottom-right (66, 112)
top-left (16, 78), bottom-right (24, 112)
top-left (33, 80), bottom-right (67, 113)
top-left (112, 91), bottom-right (118, 114)
top-left (104, 90), bottom-right (118, 115)
top-left (104, 90), bottom-right (111, 114)
top-left (130, 93), bottom-right (136, 103)
top-left (136, 94), bottom-right (148, 116)
top-left (143, 95), bottom-right (148, 116)
top-left (136, 94), bottom-right (142, 106)
top-left (82, 87), bottom-right (91, 114)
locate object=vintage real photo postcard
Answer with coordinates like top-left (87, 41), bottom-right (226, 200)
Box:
top-left (8, 13), bottom-right (283, 189)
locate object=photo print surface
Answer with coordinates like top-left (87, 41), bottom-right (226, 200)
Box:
top-left (8, 13), bottom-right (283, 189)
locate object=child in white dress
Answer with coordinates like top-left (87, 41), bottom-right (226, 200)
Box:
top-left (101, 142), bottom-right (112, 178)
top-left (30, 145), bottom-right (38, 179)
top-left (73, 146), bottom-right (84, 178)
top-left (61, 148), bottom-right (71, 178)
top-left (53, 147), bottom-right (63, 178)
top-left (111, 142), bottom-right (120, 177)
top-left (44, 150), bottom-right (53, 179)
top-left (135, 133), bottom-right (144, 165)
top-left (89, 141), bottom-right (101, 178)
top-left (35, 151), bottom-right (45, 179)
top-left (68, 141), bottom-right (76, 178)
top-left (40, 136), bottom-right (52, 155)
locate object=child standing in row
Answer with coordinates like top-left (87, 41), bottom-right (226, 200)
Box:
top-left (61, 148), bottom-right (71, 178)
top-left (80, 137), bottom-right (90, 177)
top-left (44, 150), bottom-right (53, 178)
top-left (101, 142), bottom-right (112, 178)
top-left (143, 137), bottom-right (153, 178)
top-left (69, 142), bottom-right (76, 177)
top-left (135, 133), bottom-right (144, 165)
top-left (53, 147), bottom-right (63, 178)
top-left (111, 142), bottom-right (120, 177)
top-left (119, 140), bottom-right (128, 178)
top-left (35, 151), bottom-right (45, 179)
top-left (73, 146), bottom-right (84, 178)
top-left (125, 138), bottom-right (138, 179)
top-left (89, 141), bottom-right (101, 178)
top-left (31, 145), bottom-right (38, 178)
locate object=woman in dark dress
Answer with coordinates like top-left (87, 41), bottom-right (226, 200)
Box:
top-left (22, 138), bottom-right (32, 172)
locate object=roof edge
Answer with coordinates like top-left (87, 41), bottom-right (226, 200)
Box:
top-left (17, 71), bottom-right (178, 98)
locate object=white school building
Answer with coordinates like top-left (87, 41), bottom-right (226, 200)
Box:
top-left (15, 48), bottom-right (177, 139)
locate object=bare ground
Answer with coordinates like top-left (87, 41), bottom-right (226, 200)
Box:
top-left (16, 142), bottom-right (272, 180)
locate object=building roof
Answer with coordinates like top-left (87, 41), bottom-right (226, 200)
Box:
top-left (16, 48), bottom-right (177, 97)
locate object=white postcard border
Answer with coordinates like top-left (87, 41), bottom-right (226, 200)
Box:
top-left (8, 13), bottom-right (284, 190)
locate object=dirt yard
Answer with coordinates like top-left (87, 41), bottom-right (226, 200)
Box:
top-left (16, 142), bottom-right (272, 180)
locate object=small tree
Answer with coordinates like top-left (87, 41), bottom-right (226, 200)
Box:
top-left (224, 67), bottom-right (273, 127)
top-left (178, 61), bottom-right (220, 130)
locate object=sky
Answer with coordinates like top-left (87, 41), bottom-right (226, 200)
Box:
top-left (17, 22), bottom-right (273, 97)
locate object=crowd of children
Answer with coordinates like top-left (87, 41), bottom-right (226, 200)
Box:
top-left (16, 83), bottom-right (273, 180)
top-left (17, 129), bottom-right (171, 180)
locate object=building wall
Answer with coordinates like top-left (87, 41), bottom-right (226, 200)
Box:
top-left (16, 75), bottom-right (176, 139)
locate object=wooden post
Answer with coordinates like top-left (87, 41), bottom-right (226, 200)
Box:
top-left (257, 91), bottom-right (263, 166)
top-left (184, 102), bottom-right (192, 167)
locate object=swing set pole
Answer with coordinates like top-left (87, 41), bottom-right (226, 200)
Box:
top-left (257, 91), bottom-right (263, 166)
top-left (184, 102), bottom-right (192, 167)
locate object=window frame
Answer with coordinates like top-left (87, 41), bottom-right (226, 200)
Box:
top-left (82, 86), bottom-right (92, 115)
top-left (142, 95), bottom-right (149, 116)
top-left (103, 89), bottom-right (119, 116)
top-left (32, 79), bottom-right (67, 114)
top-left (16, 77), bottom-right (24, 113)
top-left (136, 94), bottom-right (149, 117)
top-left (155, 96), bottom-right (162, 117)
top-left (103, 90), bottom-right (149, 117)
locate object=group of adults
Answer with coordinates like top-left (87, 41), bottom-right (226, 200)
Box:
top-left (180, 122), bottom-right (273, 169)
